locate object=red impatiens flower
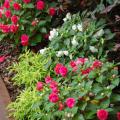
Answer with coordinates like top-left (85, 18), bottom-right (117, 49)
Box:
top-left (3, 0), bottom-right (10, 9)
top-left (45, 76), bottom-right (53, 84)
top-left (13, 2), bottom-right (21, 10)
top-left (97, 109), bottom-right (108, 120)
top-left (21, 34), bottom-right (29, 46)
top-left (70, 60), bottom-right (76, 68)
top-left (49, 7), bottom-right (56, 16)
top-left (0, 56), bottom-right (6, 63)
top-left (66, 98), bottom-right (75, 108)
top-left (36, 1), bottom-right (45, 10)
top-left (92, 60), bottom-right (102, 69)
top-left (54, 63), bottom-right (63, 75)
top-left (10, 24), bottom-right (19, 33)
top-left (23, 0), bottom-right (31, 4)
top-left (59, 102), bottom-right (64, 111)
top-left (81, 67), bottom-right (93, 75)
top-left (1, 24), bottom-right (10, 33)
top-left (5, 10), bottom-right (12, 18)
top-left (49, 81), bottom-right (58, 89)
top-left (117, 112), bottom-right (120, 120)
top-left (49, 93), bottom-right (59, 103)
top-left (36, 82), bottom-right (44, 91)
top-left (11, 15), bottom-right (19, 24)
top-left (59, 66), bottom-right (68, 77)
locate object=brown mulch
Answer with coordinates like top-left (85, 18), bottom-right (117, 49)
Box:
top-left (0, 40), bottom-right (21, 101)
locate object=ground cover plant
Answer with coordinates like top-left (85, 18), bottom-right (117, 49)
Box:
top-left (8, 57), bottom-right (120, 120)
top-left (0, 0), bottom-right (59, 46)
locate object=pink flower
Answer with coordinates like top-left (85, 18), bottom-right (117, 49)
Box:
top-left (92, 60), bottom-right (102, 69)
top-left (13, 2), bottom-right (21, 10)
top-left (23, 0), bottom-right (31, 4)
top-left (11, 15), bottom-right (19, 24)
top-left (36, 1), bottom-right (45, 10)
top-left (45, 76), bottom-right (53, 84)
top-left (117, 112), bottom-right (120, 120)
top-left (36, 82), bottom-right (43, 91)
top-left (97, 109), bottom-right (108, 120)
top-left (54, 63), bottom-right (63, 75)
top-left (0, 12), bottom-right (2, 18)
top-left (59, 66), bottom-right (68, 77)
top-left (59, 102), bottom-right (64, 111)
top-left (70, 61), bottom-right (76, 68)
top-left (51, 87), bottom-right (59, 94)
top-left (66, 98), bottom-right (75, 108)
top-left (31, 20), bottom-right (38, 26)
top-left (49, 81), bottom-right (58, 89)
top-left (1, 24), bottom-right (10, 33)
top-left (10, 24), bottom-right (19, 33)
top-left (49, 8), bottom-right (56, 16)
top-left (0, 56), bottom-right (6, 63)
top-left (75, 58), bottom-right (88, 65)
top-left (49, 93), bottom-right (59, 103)
top-left (3, 0), bottom-right (10, 9)
top-left (21, 34), bottom-right (29, 46)
top-left (5, 10), bottom-right (12, 18)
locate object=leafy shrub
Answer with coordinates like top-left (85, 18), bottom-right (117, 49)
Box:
top-left (0, 0), bottom-right (59, 46)
top-left (9, 57), bottom-right (120, 120)
top-left (9, 51), bottom-right (50, 88)
top-left (49, 13), bottom-right (115, 60)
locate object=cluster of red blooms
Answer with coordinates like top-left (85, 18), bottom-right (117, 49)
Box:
top-left (97, 109), bottom-right (120, 120)
top-left (0, 0), bottom-right (57, 46)
top-left (70, 58), bottom-right (102, 74)
top-left (36, 75), bottom-right (75, 110)
top-left (35, 58), bottom-right (120, 119)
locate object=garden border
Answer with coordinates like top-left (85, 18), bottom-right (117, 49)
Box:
top-left (0, 78), bottom-right (13, 120)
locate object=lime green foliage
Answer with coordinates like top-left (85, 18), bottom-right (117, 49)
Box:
top-left (9, 51), bottom-right (49, 87)
top-left (49, 13), bottom-right (115, 59)
top-left (8, 88), bottom-right (42, 120)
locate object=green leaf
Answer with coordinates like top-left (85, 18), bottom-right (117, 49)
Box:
top-left (38, 21), bottom-right (46, 27)
top-left (40, 27), bottom-right (47, 34)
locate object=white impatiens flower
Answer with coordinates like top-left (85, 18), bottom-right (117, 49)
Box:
top-left (56, 50), bottom-right (69, 57)
top-left (93, 29), bottom-right (104, 38)
top-left (71, 36), bottom-right (78, 46)
top-left (77, 23), bottom-right (83, 31)
top-left (72, 25), bottom-right (77, 30)
top-left (39, 48), bottom-right (47, 54)
top-left (49, 28), bottom-right (58, 41)
top-left (66, 13), bottom-right (71, 20)
top-left (56, 51), bottom-right (64, 57)
top-left (63, 51), bottom-right (69, 56)
top-left (89, 46), bottom-right (98, 53)
top-left (63, 13), bottom-right (71, 22)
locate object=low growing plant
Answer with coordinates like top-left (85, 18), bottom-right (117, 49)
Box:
top-left (9, 57), bottom-right (120, 120)
top-left (9, 51), bottom-right (51, 88)
top-left (49, 12), bottom-right (115, 60)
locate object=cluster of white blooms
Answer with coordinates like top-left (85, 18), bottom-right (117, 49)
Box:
top-left (72, 23), bottom-right (83, 31)
top-left (56, 51), bottom-right (69, 57)
top-left (63, 13), bottom-right (71, 22)
top-left (39, 47), bottom-right (48, 54)
top-left (49, 28), bottom-right (58, 41)
top-left (71, 36), bottom-right (79, 46)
